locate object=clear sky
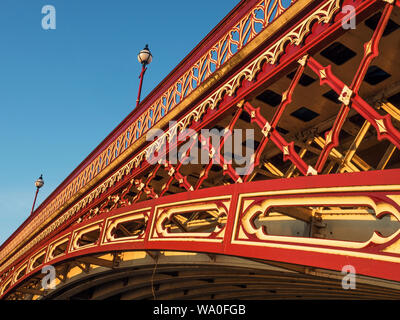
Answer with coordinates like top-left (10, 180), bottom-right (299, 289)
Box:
top-left (0, 0), bottom-right (240, 244)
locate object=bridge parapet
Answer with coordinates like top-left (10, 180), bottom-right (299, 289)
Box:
top-left (1, 169), bottom-right (400, 299)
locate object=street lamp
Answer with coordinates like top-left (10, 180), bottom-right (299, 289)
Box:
top-left (136, 44), bottom-right (153, 108)
top-left (31, 175), bottom-right (44, 215)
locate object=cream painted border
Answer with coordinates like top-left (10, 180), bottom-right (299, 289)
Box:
top-left (149, 196), bottom-right (231, 243)
top-left (13, 263), bottom-right (28, 283)
top-left (239, 195), bottom-right (400, 249)
top-left (1, 278), bottom-right (12, 296)
top-left (101, 207), bottom-right (151, 245)
top-left (231, 185), bottom-right (400, 263)
top-left (28, 249), bottom-right (47, 273)
top-left (232, 185), bottom-right (400, 243)
top-left (68, 220), bottom-right (103, 253)
top-left (0, 0), bottom-right (340, 275)
top-left (45, 234), bottom-right (70, 263)
top-left (231, 239), bottom-right (400, 264)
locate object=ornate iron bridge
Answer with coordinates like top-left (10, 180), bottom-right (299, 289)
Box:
top-left (2, 0), bottom-right (400, 300)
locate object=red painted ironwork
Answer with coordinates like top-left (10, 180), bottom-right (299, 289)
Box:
top-left (2, 169), bottom-right (400, 298)
top-left (0, 1), bottom-right (299, 263)
top-left (2, 0), bottom-right (400, 299)
top-left (136, 64), bottom-right (147, 108)
top-left (311, 2), bottom-right (394, 172)
top-left (30, 188), bottom-right (40, 216)
top-left (0, 1), bottom-right (373, 270)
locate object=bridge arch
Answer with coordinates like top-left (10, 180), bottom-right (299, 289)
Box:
top-left (2, 170), bottom-right (400, 299)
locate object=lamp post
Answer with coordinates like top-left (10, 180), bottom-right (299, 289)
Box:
top-left (31, 175), bottom-right (44, 215)
top-left (136, 44), bottom-right (153, 108)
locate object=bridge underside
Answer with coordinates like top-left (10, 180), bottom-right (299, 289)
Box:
top-left (7, 251), bottom-right (400, 300)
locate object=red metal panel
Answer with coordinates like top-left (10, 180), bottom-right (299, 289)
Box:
top-left (2, 169), bottom-right (400, 298)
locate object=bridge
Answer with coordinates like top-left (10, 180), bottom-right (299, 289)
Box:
top-left (1, 0), bottom-right (400, 300)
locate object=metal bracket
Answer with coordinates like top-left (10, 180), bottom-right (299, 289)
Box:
top-left (338, 85), bottom-right (353, 106)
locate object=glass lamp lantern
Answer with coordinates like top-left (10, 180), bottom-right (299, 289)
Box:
top-left (35, 175), bottom-right (44, 189)
top-left (137, 44), bottom-right (153, 65)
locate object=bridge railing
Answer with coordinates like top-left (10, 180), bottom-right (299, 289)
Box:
top-left (0, 0), bottom-right (299, 266)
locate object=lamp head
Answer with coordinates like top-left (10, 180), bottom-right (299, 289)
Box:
top-left (137, 44), bottom-right (153, 66)
top-left (35, 175), bottom-right (44, 189)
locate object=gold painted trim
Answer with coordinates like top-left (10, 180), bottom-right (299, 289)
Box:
top-left (146, 238), bottom-right (224, 243)
top-left (102, 208), bottom-right (151, 245)
top-left (239, 185), bottom-right (400, 198)
top-left (46, 235), bottom-right (70, 262)
top-left (1, 278), bottom-right (12, 296)
top-left (13, 263), bottom-right (28, 283)
top-left (154, 203), bottom-right (228, 239)
top-left (149, 196), bottom-right (231, 242)
top-left (239, 195), bottom-right (400, 249)
top-left (28, 249), bottom-right (47, 273)
top-left (232, 185), bottom-right (400, 243)
top-left (231, 239), bottom-right (400, 264)
top-left (0, 0), bottom-right (342, 274)
top-left (0, 0), bottom-right (311, 268)
top-left (69, 221), bottom-right (102, 253)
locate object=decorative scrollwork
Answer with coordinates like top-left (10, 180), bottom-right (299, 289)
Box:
top-left (1, 1), bottom-right (299, 272)
top-left (236, 192), bottom-right (400, 250)
top-left (0, 0), bottom-right (342, 274)
top-left (151, 199), bottom-right (230, 240)
top-left (103, 210), bottom-right (149, 244)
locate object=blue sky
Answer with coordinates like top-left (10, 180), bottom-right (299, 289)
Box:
top-left (0, 0), bottom-right (240, 244)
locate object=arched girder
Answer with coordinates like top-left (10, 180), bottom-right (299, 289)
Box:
top-left (2, 169), bottom-right (400, 299)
